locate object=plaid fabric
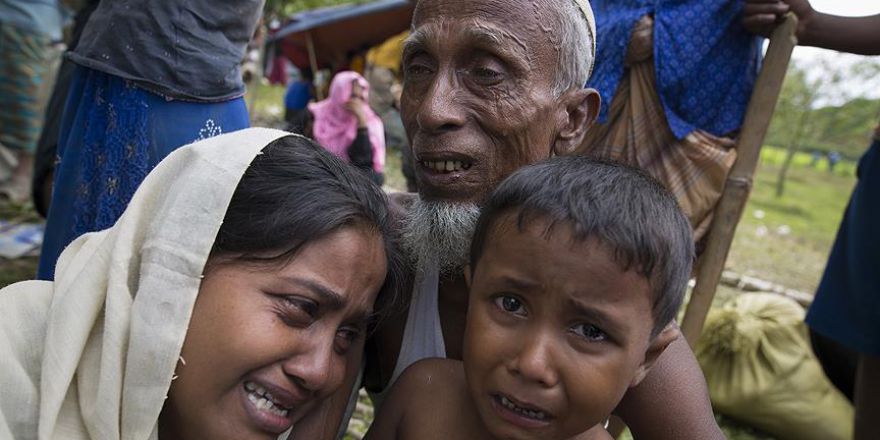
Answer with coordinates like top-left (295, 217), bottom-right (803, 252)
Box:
top-left (578, 16), bottom-right (737, 242)
top-left (0, 22), bottom-right (50, 153)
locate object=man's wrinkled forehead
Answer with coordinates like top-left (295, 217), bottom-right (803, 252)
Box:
top-left (404, 19), bottom-right (531, 65)
top-left (409, 0), bottom-right (547, 58)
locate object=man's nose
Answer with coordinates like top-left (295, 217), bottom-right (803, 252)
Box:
top-left (415, 70), bottom-right (466, 133)
top-left (508, 329), bottom-right (560, 388)
top-left (281, 333), bottom-right (342, 394)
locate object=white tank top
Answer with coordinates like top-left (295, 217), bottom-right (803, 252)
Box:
top-left (368, 254), bottom-right (447, 410)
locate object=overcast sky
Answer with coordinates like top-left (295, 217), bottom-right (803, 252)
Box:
top-left (789, 0), bottom-right (880, 103)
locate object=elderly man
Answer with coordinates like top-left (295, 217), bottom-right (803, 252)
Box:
top-left (293, 0), bottom-right (724, 438)
top-left (367, 0), bottom-right (722, 438)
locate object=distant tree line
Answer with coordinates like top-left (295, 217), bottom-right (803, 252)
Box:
top-left (765, 59), bottom-right (880, 162)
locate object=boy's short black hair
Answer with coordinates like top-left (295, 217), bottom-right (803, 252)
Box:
top-left (469, 156), bottom-right (693, 337)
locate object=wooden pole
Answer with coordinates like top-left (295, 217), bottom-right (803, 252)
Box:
top-left (680, 14), bottom-right (799, 348)
top-left (306, 32), bottom-right (323, 100)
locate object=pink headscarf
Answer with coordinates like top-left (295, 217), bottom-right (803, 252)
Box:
top-left (308, 71), bottom-right (386, 173)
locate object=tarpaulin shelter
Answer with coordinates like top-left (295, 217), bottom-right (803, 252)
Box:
top-left (269, 0), bottom-right (413, 78)
top-left (366, 30), bottom-right (409, 74)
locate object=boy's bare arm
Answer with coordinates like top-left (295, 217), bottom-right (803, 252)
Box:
top-left (614, 326), bottom-right (724, 440)
top-left (366, 358), bottom-right (451, 440)
top-left (364, 374), bottom-right (407, 440)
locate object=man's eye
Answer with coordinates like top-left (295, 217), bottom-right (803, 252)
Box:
top-left (571, 324), bottom-right (608, 342)
top-left (472, 67), bottom-right (501, 79)
top-left (466, 64), bottom-right (505, 85)
top-left (494, 295), bottom-right (526, 316)
top-left (404, 62), bottom-right (432, 77)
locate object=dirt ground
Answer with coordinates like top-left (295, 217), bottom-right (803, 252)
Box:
top-left (0, 200), bottom-right (41, 287)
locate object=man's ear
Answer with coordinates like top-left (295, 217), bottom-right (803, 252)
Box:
top-left (551, 87), bottom-right (600, 157)
top-left (629, 324), bottom-right (680, 388)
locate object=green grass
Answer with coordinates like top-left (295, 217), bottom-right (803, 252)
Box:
top-left (245, 81), bottom-right (288, 128)
top-left (0, 201), bottom-right (41, 287)
top-left (725, 146), bottom-right (856, 293)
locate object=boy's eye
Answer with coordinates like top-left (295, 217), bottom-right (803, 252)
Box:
top-left (494, 295), bottom-right (526, 316)
top-left (571, 323), bottom-right (608, 342)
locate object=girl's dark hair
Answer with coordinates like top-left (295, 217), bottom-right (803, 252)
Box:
top-left (210, 135), bottom-right (402, 324)
top-left (469, 156), bottom-right (694, 338)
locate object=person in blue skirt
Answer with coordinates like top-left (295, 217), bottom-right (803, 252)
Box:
top-left (37, 0), bottom-right (265, 280)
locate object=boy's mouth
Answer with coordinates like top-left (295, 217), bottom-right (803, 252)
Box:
top-left (491, 393), bottom-right (553, 428)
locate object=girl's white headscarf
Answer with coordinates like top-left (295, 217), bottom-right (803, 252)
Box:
top-left (0, 128), bottom-right (289, 439)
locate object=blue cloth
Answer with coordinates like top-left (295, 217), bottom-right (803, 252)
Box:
top-left (37, 66), bottom-right (250, 280)
top-left (587, 0), bottom-right (761, 139)
top-left (806, 139), bottom-right (880, 357)
top-left (0, 0), bottom-right (64, 40)
top-left (284, 80), bottom-right (313, 110)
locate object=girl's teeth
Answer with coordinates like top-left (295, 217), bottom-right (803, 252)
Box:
top-left (244, 381), bottom-right (290, 417)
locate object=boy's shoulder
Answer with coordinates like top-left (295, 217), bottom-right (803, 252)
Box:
top-left (395, 357), bottom-right (465, 398)
top-left (390, 358), bottom-right (479, 438)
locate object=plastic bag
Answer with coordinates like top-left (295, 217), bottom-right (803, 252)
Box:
top-left (697, 293), bottom-right (853, 440)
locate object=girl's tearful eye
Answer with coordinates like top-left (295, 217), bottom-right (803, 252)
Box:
top-left (275, 295), bottom-right (318, 327)
top-left (334, 326), bottom-right (360, 354)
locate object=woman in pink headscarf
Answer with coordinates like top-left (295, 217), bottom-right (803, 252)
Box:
top-left (297, 71), bottom-right (386, 184)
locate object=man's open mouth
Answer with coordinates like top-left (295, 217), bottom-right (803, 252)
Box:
top-left (420, 159), bottom-right (474, 173)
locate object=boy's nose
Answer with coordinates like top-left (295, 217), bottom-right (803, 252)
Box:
top-left (508, 330), bottom-right (560, 388)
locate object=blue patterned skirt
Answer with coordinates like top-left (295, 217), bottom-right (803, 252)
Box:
top-left (37, 66), bottom-right (250, 279)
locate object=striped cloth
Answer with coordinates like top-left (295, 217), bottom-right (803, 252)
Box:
top-left (0, 22), bottom-right (50, 153)
top-left (578, 16), bottom-right (737, 242)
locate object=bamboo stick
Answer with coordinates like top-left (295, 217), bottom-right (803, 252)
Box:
top-left (680, 14), bottom-right (799, 348)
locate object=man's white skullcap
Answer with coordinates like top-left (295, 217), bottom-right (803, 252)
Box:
top-left (573, 0), bottom-right (597, 75)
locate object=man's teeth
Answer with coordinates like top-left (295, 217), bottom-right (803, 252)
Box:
top-left (421, 160), bottom-right (472, 172)
top-left (244, 381), bottom-right (290, 418)
top-left (500, 395), bottom-right (548, 421)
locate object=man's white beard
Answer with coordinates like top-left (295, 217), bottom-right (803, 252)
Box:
top-left (401, 199), bottom-right (481, 276)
